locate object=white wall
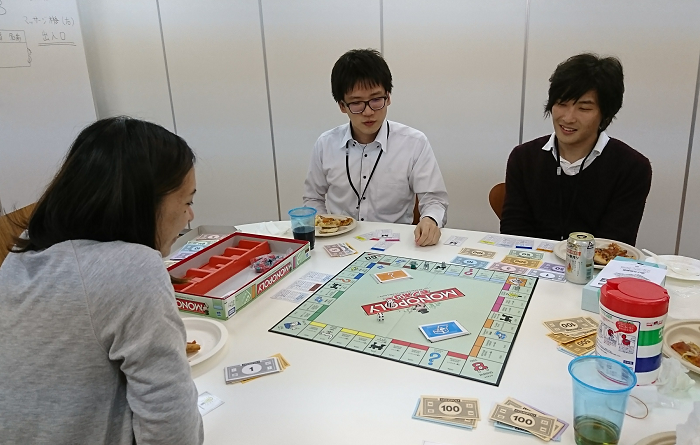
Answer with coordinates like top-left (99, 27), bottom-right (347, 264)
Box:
top-left (77, 0), bottom-right (173, 129)
top-left (1, 0), bottom-right (95, 211)
top-left (69, 0), bottom-right (700, 257)
top-left (681, 67), bottom-right (700, 258)
top-left (262, 0), bottom-right (380, 216)
top-left (158, 0), bottom-right (278, 225)
top-left (384, 0), bottom-right (526, 232)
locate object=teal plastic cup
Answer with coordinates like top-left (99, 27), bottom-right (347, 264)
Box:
top-left (568, 355), bottom-right (637, 445)
top-left (288, 207), bottom-right (316, 250)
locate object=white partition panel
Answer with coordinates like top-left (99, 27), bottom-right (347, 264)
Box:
top-left (262, 0), bottom-right (380, 216)
top-left (77, 0), bottom-right (173, 128)
top-left (158, 0), bottom-right (278, 226)
top-left (680, 94), bottom-right (700, 259)
top-left (1, 0), bottom-right (95, 210)
top-left (524, 0), bottom-right (700, 253)
top-left (384, 0), bottom-right (526, 231)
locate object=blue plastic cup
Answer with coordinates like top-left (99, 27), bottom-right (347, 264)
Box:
top-left (288, 207), bottom-right (316, 250)
top-left (568, 355), bottom-right (637, 445)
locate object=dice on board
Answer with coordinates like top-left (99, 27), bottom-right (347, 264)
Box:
top-left (377, 313), bottom-right (385, 322)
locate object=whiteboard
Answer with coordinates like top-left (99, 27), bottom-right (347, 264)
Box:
top-left (0, 0), bottom-right (95, 211)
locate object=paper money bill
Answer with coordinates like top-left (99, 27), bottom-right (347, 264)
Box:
top-left (547, 331), bottom-right (592, 344)
top-left (561, 317), bottom-right (598, 338)
top-left (543, 317), bottom-right (597, 334)
top-left (413, 400), bottom-right (477, 429)
top-left (563, 328), bottom-right (597, 338)
top-left (508, 250), bottom-right (545, 260)
top-left (240, 354), bottom-right (289, 384)
top-left (420, 395), bottom-right (480, 420)
top-left (489, 403), bottom-right (557, 439)
top-left (489, 262), bottom-right (529, 275)
top-left (502, 256), bottom-right (542, 268)
top-left (558, 333), bottom-right (596, 356)
top-left (501, 397), bottom-right (567, 441)
top-left (458, 247), bottom-right (496, 258)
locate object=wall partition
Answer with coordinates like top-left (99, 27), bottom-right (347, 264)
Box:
top-left (69, 0), bottom-right (700, 257)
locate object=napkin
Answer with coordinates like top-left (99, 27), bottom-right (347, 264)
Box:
top-left (655, 357), bottom-right (696, 397)
top-left (677, 402), bottom-right (700, 445)
top-left (243, 221), bottom-right (290, 236)
top-left (666, 280), bottom-right (700, 319)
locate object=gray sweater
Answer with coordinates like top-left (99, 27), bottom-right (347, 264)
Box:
top-left (0, 240), bottom-right (204, 444)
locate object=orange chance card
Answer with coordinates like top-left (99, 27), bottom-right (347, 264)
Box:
top-left (373, 269), bottom-right (412, 283)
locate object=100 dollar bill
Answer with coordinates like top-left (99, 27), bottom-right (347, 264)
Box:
top-left (489, 403), bottom-right (557, 440)
top-left (420, 395), bottom-right (480, 420)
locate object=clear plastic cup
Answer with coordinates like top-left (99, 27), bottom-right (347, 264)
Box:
top-left (288, 207), bottom-right (316, 250)
top-left (568, 355), bottom-right (637, 445)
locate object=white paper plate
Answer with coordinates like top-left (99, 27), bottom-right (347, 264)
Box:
top-left (634, 431), bottom-right (676, 445)
top-left (315, 214), bottom-right (357, 237)
top-left (646, 255), bottom-right (700, 281)
top-left (554, 238), bottom-right (644, 270)
top-left (635, 431), bottom-right (676, 445)
top-left (182, 317), bottom-right (228, 367)
top-left (662, 319), bottom-right (700, 375)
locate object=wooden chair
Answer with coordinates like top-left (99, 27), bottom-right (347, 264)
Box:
top-left (0, 203), bottom-right (35, 267)
top-left (488, 183), bottom-right (506, 220)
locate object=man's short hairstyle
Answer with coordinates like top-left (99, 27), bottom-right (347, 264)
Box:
top-left (545, 53), bottom-right (624, 131)
top-left (331, 49), bottom-right (393, 103)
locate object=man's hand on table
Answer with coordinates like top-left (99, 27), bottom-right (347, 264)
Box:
top-left (414, 217), bottom-right (440, 247)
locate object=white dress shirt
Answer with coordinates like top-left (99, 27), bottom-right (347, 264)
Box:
top-left (542, 131), bottom-right (609, 175)
top-left (303, 120), bottom-right (448, 227)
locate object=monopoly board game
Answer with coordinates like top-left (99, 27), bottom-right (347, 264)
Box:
top-left (270, 252), bottom-right (538, 386)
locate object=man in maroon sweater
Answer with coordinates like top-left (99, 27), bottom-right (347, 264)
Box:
top-left (500, 53), bottom-right (652, 246)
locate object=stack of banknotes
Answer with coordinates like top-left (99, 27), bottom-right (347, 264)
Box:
top-left (489, 397), bottom-right (569, 441)
top-left (543, 316), bottom-right (598, 357)
top-left (412, 395), bottom-right (480, 429)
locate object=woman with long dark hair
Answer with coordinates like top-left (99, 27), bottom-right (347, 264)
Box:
top-left (0, 117), bottom-right (203, 444)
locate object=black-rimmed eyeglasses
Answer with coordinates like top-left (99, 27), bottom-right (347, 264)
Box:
top-left (343, 96), bottom-right (388, 114)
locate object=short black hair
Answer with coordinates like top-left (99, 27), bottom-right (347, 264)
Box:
top-left (15, 116), bottom-right (195, 253)
top-left (545, 53), bottom-right (624, 131)
top-left (331, 49), bottom-right (393, 103)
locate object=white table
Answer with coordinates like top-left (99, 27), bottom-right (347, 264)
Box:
top-left (189, 221), bottom-right (696, 445)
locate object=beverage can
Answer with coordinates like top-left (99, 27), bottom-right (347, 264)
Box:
top-left (566, 232), bottom-right (595, 284)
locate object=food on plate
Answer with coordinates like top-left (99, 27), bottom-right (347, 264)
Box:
top-left (186, 340), bottom-right (201, 354)
top-left (315, 215), bottom-right (353, 233)
top-left (594, 242), bottom-right (634, 265)
top-left (671, 340), bottom-right (700, 367)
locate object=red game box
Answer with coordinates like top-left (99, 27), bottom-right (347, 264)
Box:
top-left (168, 232), bottom-right (310, 320)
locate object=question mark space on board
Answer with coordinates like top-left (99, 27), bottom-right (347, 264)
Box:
top-left (428, 352), bottom-right (441, 365)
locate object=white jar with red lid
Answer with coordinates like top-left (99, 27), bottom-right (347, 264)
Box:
top-left (596, 278), bottom-right (669, 385)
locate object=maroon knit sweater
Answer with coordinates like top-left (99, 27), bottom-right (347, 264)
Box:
top-left (500, 136), bottom-right (652, 246)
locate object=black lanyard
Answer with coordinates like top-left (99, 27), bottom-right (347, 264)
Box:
top-left (345, 122), bottom-right (389, 210)
top-left (555, 140), bottom-right (594, 240)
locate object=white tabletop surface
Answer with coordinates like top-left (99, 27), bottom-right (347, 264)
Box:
top-left (187, 221), bottom-right (698, 445)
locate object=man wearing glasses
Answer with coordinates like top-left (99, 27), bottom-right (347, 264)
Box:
top-left (303, 49), bottom-right (449, 246)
